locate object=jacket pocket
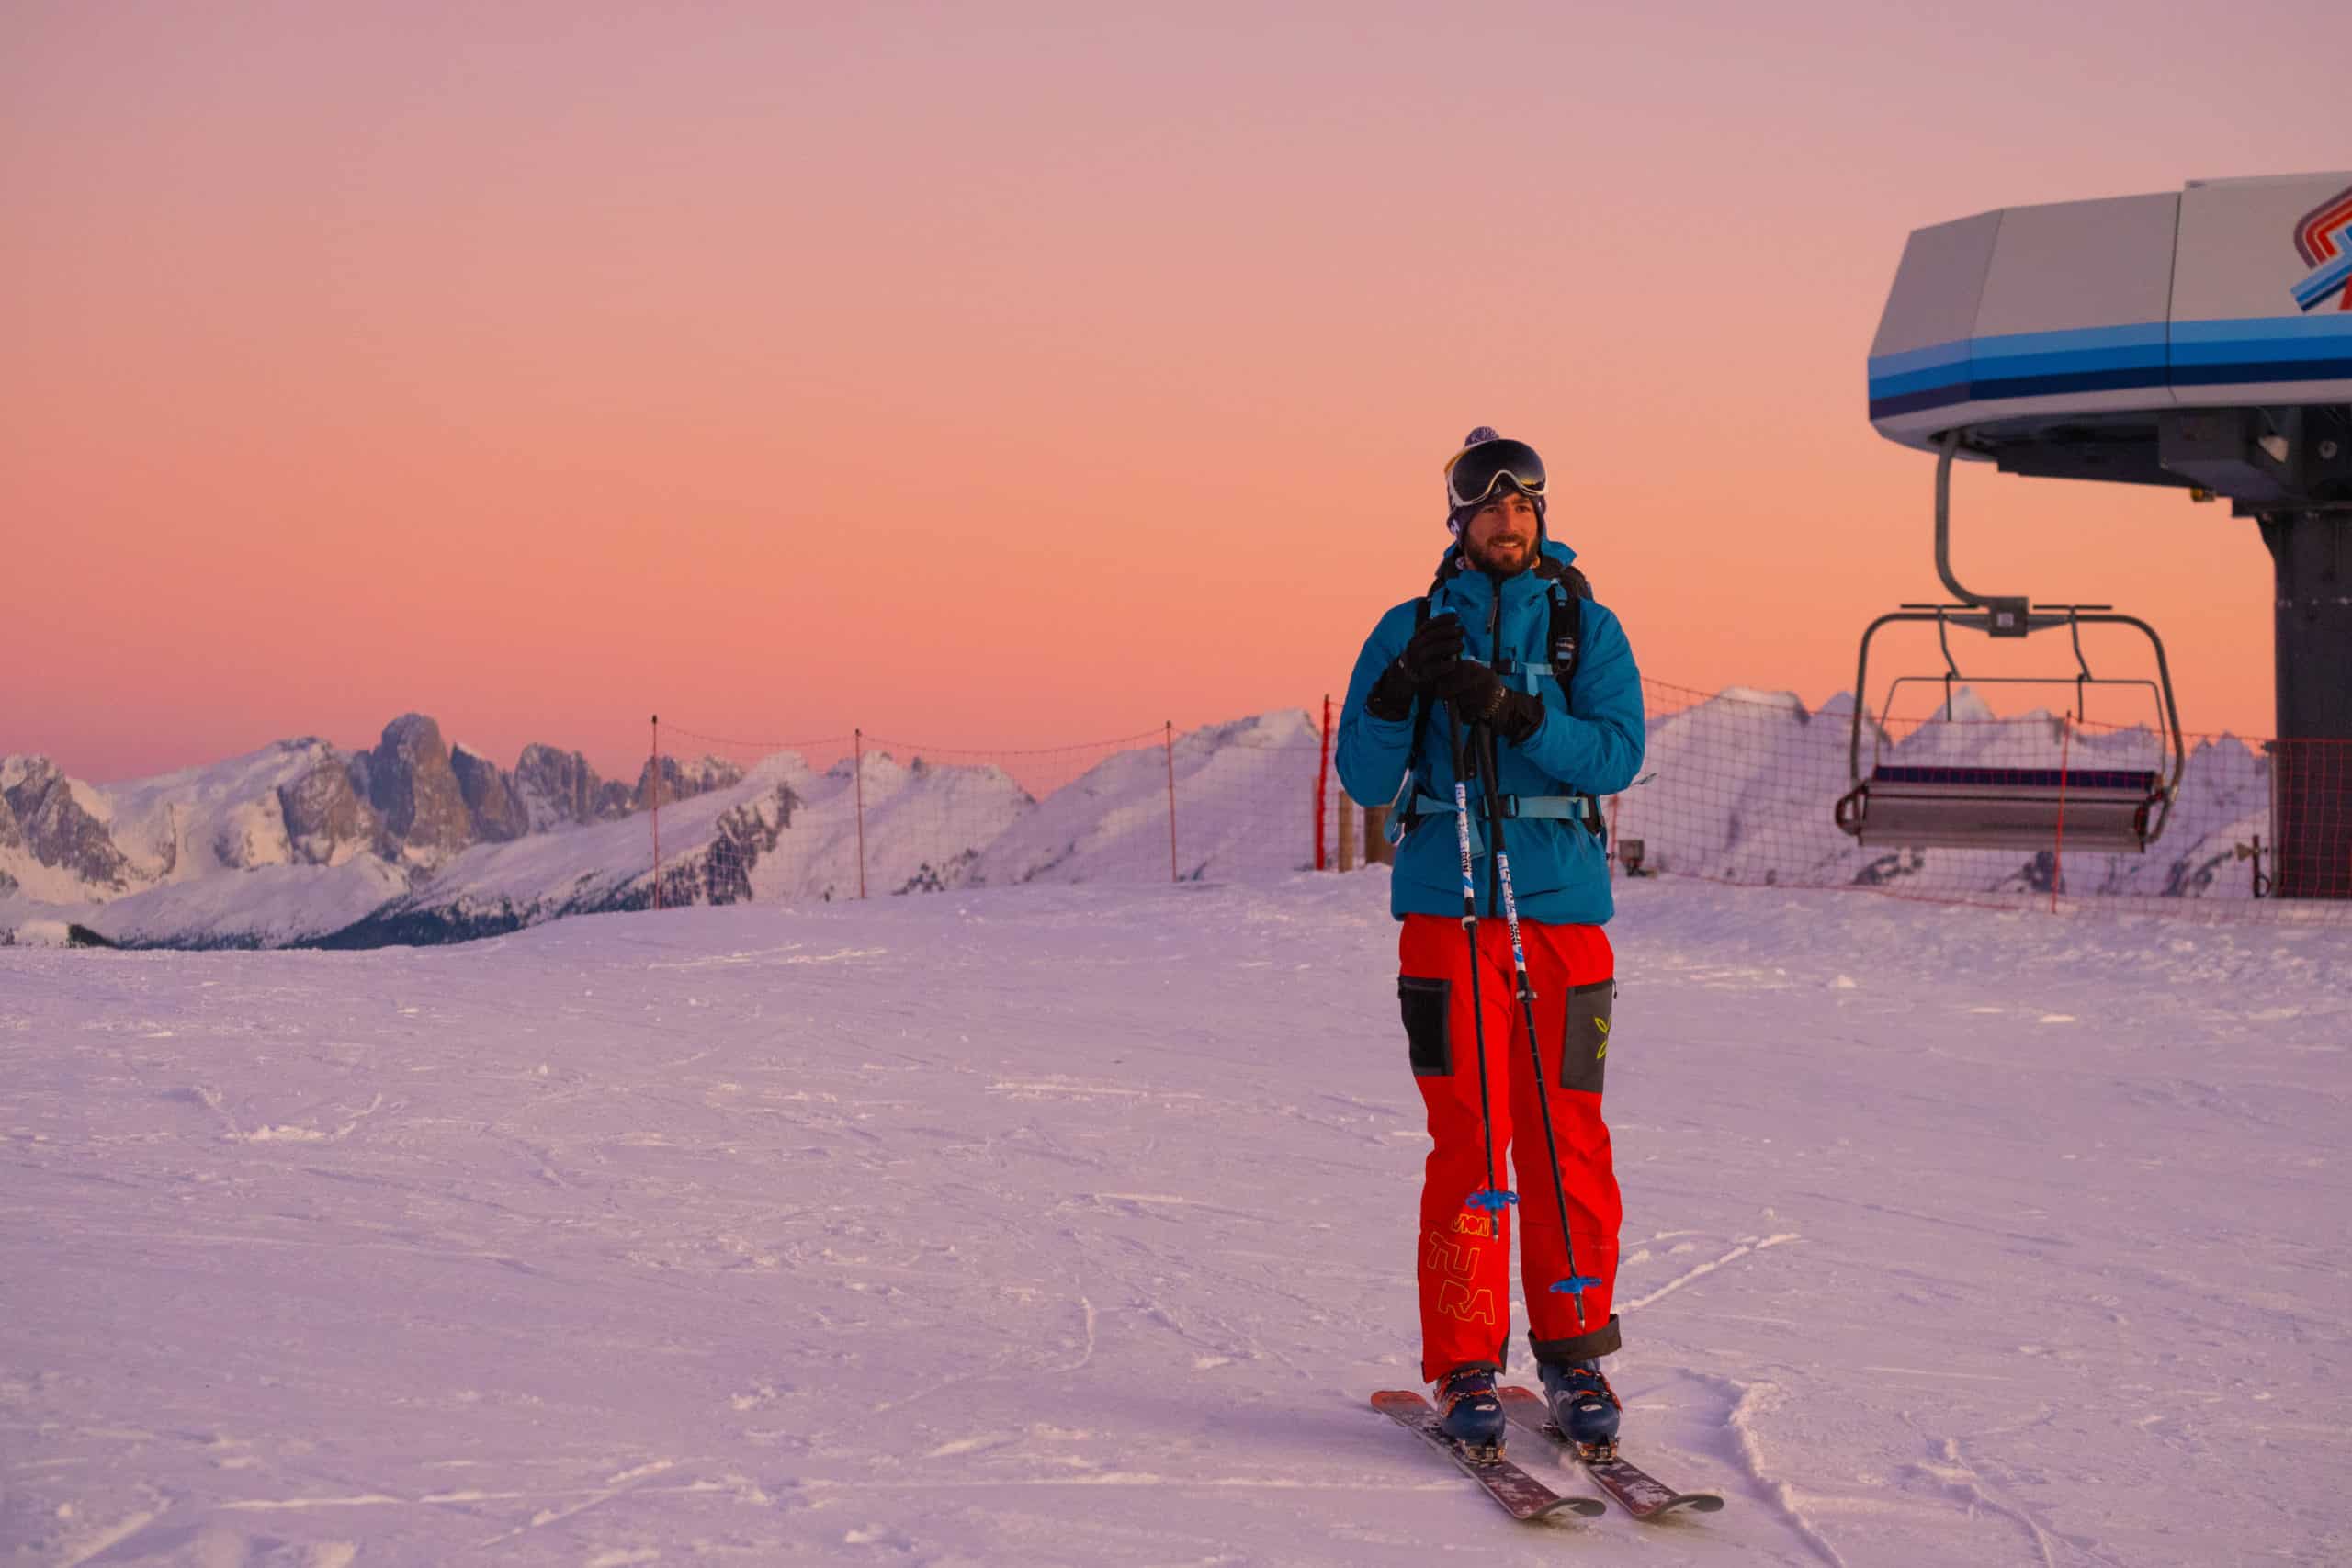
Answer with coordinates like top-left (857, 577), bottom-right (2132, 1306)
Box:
top-left (1496, 816), bottom-right (1575, 902)
top-left (1559, 978), bottom-right (1613, 1094)
top-left (1398, 975), bottom-right (1453, 1077)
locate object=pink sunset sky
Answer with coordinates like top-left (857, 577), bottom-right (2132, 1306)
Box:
top-left (4, 1), bottom-right (2342, 784)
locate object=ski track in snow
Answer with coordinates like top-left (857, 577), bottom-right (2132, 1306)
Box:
top-left (1713, 1373), bottom-right (1850, 1568)
top-left (1622, 1231), bottom-right (1803, 1312)
top-left (2, 874), bottom-right (2347, 1565)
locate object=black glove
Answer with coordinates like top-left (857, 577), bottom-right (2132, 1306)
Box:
top-left (1432, 661), bottom-right (1547, 743)
top-left (1398, 613), bottom-right (1465, 683)
top-left (1491, 689), bottom-right (1546, 744)
top-left (1364, 614), bottom-right (1467, 721)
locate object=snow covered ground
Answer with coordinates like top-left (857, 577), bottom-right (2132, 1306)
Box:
top-left (3, 873), bottom-right (2346, 1566)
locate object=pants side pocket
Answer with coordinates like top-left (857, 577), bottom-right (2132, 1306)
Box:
top-left (1398, 975), bottom-right (1453, 1077)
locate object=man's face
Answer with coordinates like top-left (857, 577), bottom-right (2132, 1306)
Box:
top-left (1463, 491), bottom-right (1540, 575)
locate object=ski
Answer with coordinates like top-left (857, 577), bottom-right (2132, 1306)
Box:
top-left (1497, 1386), bottom-right (1725, 1519)
top-left (1370, 1390), bottom-right (1604, 1519)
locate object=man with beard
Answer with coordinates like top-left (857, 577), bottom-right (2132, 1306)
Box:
top-left (1338, 428), bottom-right (1646, 1458)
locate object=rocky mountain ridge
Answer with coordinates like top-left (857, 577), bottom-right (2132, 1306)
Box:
top-left (0, 708), bottom-right (1337, 949)
top-left (0, 715), bottom-right (744, 913)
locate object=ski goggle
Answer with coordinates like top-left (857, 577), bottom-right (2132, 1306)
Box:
top-left (1443, 438), bottom-right (1547, 512)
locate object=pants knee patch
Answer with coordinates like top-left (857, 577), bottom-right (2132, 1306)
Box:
top-left (1399, 975), bottom-right (1453, 1077)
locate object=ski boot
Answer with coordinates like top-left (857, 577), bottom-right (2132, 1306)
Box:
top-left (1538, 1359), bottom-right (1622, 1461)
top-left (1434, 1366), bottom-right (1506, 1461)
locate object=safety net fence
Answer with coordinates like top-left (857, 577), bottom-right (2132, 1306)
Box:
top-left (636, 681), bottom-right (2349, 923)
top-left (642, 709), bottom-right (1342, 909)
top-left (1584, 680), bottom-right (2346, 919)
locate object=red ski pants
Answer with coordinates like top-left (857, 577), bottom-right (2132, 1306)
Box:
top-left (1399, 912), bottom-right (1622, 1383)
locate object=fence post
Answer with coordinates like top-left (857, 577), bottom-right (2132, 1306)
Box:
top-left (1338, 792), bottom-right (1356, 872)
top-left (2051, 716), bottom-right (2072, 916)
top-left (650, 714), bottom-right (662, 911)
top-left (1364, 805), bottom-right (1388, 863)
top-left (854, 728), bottom-right (868, 899)
top-left (1316, 694), bottom-right (1332, 871)
top-left (1165, 720), bottom-right (1178, 883)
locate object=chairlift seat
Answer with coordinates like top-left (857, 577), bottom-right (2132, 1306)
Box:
top-left (1835, 764), bottom-right (2165, 852)
top-left (1835, 429), bottom-right (2186, 858)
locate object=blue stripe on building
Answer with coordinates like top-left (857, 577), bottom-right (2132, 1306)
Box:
top-left (1868, 363), bottom-right (1975, 400)
top-left (1869, 384), bottom-right (1973, 419)
top-left (2170, 316), bottom-right (2352, 344)
top-left (2171, 357), bottom-right (2352, 387)
top-left (1969, 365), bottom-right (2172, 401)
top-left (1868, 315), bottom-right (2352, 420)
top-left (1865, 340), bottom-right (1973, 378)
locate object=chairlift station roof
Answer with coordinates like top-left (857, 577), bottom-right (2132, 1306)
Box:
top-left (1869, 173), bottom-right (2352, 495)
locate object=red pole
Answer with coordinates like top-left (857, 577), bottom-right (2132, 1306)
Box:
top-left (650, 714), bottom-right (662, 911)
top-left (854, 728), bottom-right (868, 899)
top-left (1315, 694), bottom-right (1332, 872)
top-left (1165, 720), bottom-right (1179, 883)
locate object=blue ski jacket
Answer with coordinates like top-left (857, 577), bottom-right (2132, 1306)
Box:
top-left (1338, 539), bottom-right (1645, 926)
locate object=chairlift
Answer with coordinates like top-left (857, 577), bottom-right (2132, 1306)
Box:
top-left (1834, 431), bottom-right (2188, 854)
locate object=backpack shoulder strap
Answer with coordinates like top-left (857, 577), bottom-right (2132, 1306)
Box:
top-left (1405, 555), bottom-right (1459, 791)
top-left (1540, 558), bottom-right (1593, 692)
top-left (1539, 561), bottom-right (1607, 840)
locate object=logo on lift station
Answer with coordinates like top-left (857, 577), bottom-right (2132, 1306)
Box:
top-left (2290, 182), bottom-right (2352, 312)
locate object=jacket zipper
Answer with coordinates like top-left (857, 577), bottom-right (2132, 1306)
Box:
top-left (1486, 575), bottom-right (1506, 919)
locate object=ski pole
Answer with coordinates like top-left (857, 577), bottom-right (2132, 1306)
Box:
top-left (1476, 724), bottom-right (1599, 1328)
top-left (1446, 705), bottom-right (1515, 1240)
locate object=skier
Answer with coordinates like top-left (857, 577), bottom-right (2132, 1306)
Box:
top-left (1340, 428), bottom-right (1645, 1459)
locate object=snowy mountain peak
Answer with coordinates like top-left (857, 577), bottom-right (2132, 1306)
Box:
top-left (1718, 685), bottom-right (1808, 715)
top-left (1936, 686), bottom-right (1998, 723)
top-left (1, 754), bottom-right (133, 893)
top-left (365, 714), bottom-right (472, 861)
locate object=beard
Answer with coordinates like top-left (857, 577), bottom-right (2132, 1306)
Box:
top-left (1464, 531), bottom-right (1535, 575)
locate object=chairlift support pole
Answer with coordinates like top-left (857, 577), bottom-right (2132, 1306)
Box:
top-left (2259, 511), bottom-right (2352, 898)
top-left (1934, 429), bottom-right (2025, 627)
